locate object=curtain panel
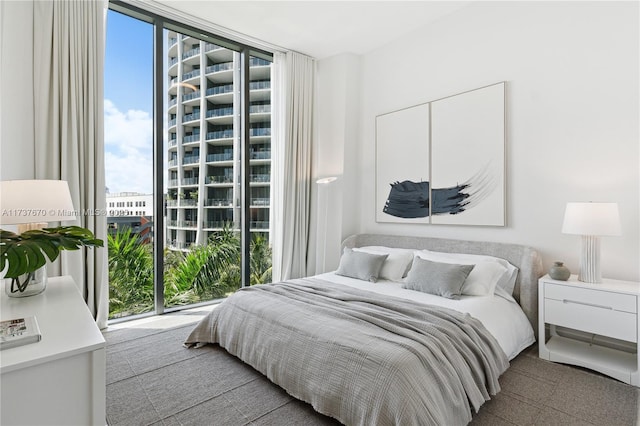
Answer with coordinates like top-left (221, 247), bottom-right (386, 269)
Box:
top-left (33, 0), bottom-right (109, 329)
top-left (272, 52), bottom-right (316, 282)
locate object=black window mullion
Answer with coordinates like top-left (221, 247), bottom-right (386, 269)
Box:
top-left (240, 47), bottom-right (251, 288)
top-left (153, 17), bottom-right (165, 314)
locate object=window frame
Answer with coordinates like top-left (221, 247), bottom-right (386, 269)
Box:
top-left (108, 1), bottom-right (273, 317)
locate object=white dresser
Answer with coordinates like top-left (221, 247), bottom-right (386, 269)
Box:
top-left (539, 274), bottom-right (640, 386)
top-left (1, 276), bottom-right (106, 425)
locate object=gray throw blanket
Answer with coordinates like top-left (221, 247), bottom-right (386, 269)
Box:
top-left (185, 278), bottom-right (509, 426)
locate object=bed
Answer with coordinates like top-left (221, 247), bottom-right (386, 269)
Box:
top-left (185, 234), bottom-right (544, 425)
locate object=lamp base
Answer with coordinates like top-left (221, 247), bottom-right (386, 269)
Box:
top-left (17, 222), bottom-right (47, 233)
top-left (578, 235), bottom-right (601, 284)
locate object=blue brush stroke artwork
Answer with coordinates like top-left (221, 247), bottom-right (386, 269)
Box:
top-left (383, 164), bottom-right (495, 219)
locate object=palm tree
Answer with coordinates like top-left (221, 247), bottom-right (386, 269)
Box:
top-left (108, 225), bottom-right (275, 315)
top-left (107, 228), bottom-right (154, 317)
top-left (250, 233), bottom-right (272, 285)
top-left (169, 227), bottom-right (241, 301)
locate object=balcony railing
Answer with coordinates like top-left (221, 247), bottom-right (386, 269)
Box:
top-left (169, 37), bottom-right (177, 47)
top-left (206, 107), bottom-right (234, 118)
top-left (166, 239), bottom-right (191, 250)
top-left (250, 174), bottom-right (270, 183)
top-left (250, 57), bottom-right (271, 67)
top-left (250, 151), bottom-right (271, 160)
top-left (168, 159), bottom-right (178, 168)
top-left (183, 112), bottom-right (200, 122)
top-left (203, 221), bottom-right (232, 229)
top-left (204, 198), bottom-right (233, 207)
top-left (251, 198), bottom-right (270, 206)
top-left (180, 199), bottom-right (198, 206)
top-left (182, 69), bottom-right (201, 81)
top-left (250, 221), bottom-right (269, 229)
top-left (183, 134), bottom-right (201, 143)
top-left (182, 47), bottom-right (200, 60)
top-left (206, 62), bottom-right (233, 74)
top-left (168, 98), bottom-right (177, 108)
top-left (169, 57), bottom-right (179, 67)
top-left (181, 177), bottom-right (199, 185)
top-left (182, 155), bottom-right (200, 165)
top-left (168, 118), bottom-right (177, 127)
top-left (166, 199), bottom-right (178, 206)
top-left (168, 220), bottom-right (198, 228)
top-left (168, 179), bottom-right (179, 187)
top-left (207, 175), bottom-right (233, 184)
top-left (250, 80), bottom-right (270, 91)
top-left (206, 153), bottom-right (233, 162)
top-left (168, 139), bottom-right (177, 148)
top-left (250, 127), bottom-right (271, 137)
top-left (250, 104), bottom-right (271, 114)
top-left (206, 85), bottom-right (233, 96)
top-left (182, 90), bottom-right (201, 102)
top-left (206, 130), bottom-right (234, 140)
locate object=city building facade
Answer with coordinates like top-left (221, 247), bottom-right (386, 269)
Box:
top-left (106, 192), bottom-right (154, 243)
top-left (166, 31), bottom-right (272, 251)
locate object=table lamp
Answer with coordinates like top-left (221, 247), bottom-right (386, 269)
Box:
top-left (0, 180), bottom-right (77, 296)
top-left (1, 180), bottom-right (76, 231)
top-left (561, 202), bottom-right (621, 283)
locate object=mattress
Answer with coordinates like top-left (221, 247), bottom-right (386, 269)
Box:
top-left (316, 271), bottom-right (535, 360)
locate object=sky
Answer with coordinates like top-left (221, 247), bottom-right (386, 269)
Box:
top-left (104, 9), bottom-right (154, 195)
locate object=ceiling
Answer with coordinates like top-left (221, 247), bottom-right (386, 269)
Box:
top-left (154, 1), bottom-right (470, 59)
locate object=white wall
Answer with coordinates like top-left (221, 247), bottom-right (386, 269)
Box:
top-left (0, 0), bottom-right (35, 181)
top-left (317, 1), bottom-right (639, 281)
top-left (312, 53), bottom-right (362, 274)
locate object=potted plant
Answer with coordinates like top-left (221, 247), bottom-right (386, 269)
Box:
top-left (0, 226), bottom-right (103, 297)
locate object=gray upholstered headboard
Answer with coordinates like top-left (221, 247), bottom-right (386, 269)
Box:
top-left (342, 234), bottom-right (544, 338)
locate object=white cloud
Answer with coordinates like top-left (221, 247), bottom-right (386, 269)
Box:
top-left (104, 99), bottom-right (154, 194)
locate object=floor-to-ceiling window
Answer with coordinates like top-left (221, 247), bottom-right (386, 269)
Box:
top-left (105, 2), bottom-right (273, 320)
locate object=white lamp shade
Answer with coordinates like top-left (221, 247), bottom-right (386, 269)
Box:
top-left (0, 180), bottom-right (76, 225)
top-left (561, 202), bottom-right (621, 236)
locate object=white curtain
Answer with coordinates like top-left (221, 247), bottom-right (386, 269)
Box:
top-left (272, 52), bottom-right (316, 281)
top-left (33, 0), bottom-right (109, 329)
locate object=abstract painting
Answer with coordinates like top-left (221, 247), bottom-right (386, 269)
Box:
top-left (375, 82), bottom-right (505, 226)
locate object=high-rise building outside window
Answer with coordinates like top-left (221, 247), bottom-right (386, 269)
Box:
top-left (165, 32), bottom-right (272, 251)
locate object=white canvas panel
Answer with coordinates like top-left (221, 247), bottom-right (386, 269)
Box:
top-left (430, 83), bottom-right (505, 226)
top-left (375, 103), bottom-right (430, 223)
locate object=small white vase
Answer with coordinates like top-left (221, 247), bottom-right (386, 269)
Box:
top-left (4, 267), bottom-right (47, 297)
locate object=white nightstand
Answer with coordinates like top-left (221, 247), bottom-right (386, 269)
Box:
top-left (0, 276), bottom-right (106, 425)
top-left (539, 274), bottom-right (640, 386)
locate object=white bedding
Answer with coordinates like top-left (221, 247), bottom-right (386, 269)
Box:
top-left (317, 271), bottom-right (535, 360)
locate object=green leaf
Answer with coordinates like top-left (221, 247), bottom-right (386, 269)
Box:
top-left (38, 240), bottom-right (60, 262)
top-left (0, 225), bottom-right (103, 278)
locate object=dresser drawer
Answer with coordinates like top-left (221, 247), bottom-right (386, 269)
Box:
top-left (545, 283), bottom-right (637, 313)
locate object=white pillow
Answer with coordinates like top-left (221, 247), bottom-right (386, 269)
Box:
top-left (354, 246), bottom-right (415, 282)
top-left (415, 250), bottom-right (514, 297)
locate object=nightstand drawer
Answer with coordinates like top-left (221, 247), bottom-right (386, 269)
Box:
top-left (545, 298), bottom-right (637, 342)
top-left (545, 283), bottom-right (637, 313)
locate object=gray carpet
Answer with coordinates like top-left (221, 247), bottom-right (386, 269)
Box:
top-left (104, 307), bottom-right (639, 426)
